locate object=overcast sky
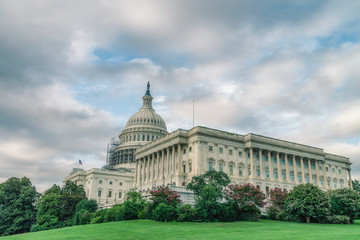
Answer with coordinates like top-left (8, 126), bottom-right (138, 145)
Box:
top-left (1, 0), bottom-right (360, 192)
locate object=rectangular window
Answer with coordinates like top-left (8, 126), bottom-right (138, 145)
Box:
top-left (248, 153), bottom-right (250, 158)
top-left (219, 148), bottom-right (223, 153)
top-left (119, 182), bottom-right (123, 186)
top-left (98, 190), bottom-right (101, 197)
top-left (257, 168), bottom-right (260, 176)
top-left (266, 170), bottom-right (269, 178)
top-left (99, 180), bottom-right (102, 184)
top-left (189, 163), bottom-right (192, 172)
top-left (326, 167), bottom-right (329, 172)
top-left (332, 168), bottom-right (335, 173)
top-left (338, 169), bottom-right (341, 174)
top-left (311, 164), bottom-right (315, 169)
top-left (327, 180), bottom-right (330, 186)
top-left (229, 165), bottom-right (233, 175)
top-left (282, 171), bottom-right (286, 180)
top-left (239, 151), bottom-right (242, 157)
top-left (189, 147), bottom-right (192, 152)
top-left (183, 149), bottom-right (186, 154)
top-left (219, 163), bottom-right (223, 172)
top-left (109, 181), bottom-right (113, 185)
top-left (273, 158), bottom-right (277, 164)
top-left (239, 168), bottom-right (243, 176)
top-left (248, 168), bottom-right (251, 176)
top-left (319, 165), bottom-right (322, 171)
top-left (304, 163), bottom-right (308, 169)
top-left (265, 156), bottom-right (268, 161)
top-left (297, 160), bottom-right (301, 167)
top-left (209, 162), bottom-right (213, 171)
top-left (209, 146), bottom-right (213, 151)
top-left (313, 178), bottom-right (317, 185)
top-left (289, 160), bottom-right (293, 166)
top-left (290, 173), bottom-right (294, 182)
top-left (306, 176), bottom-right (309, 183)
top-left (257, 155), bottom-right (259, 160)
top-left (138, 135), bottom-right (140, 141)
top-left (108, 191), bottom-right (112, 198)
top-left (282, 159), bottom-right (285, 165)
top-left (274, 171), bottom-right (278, 179)
top-left (320, 178), bottom-right (324, 186)
top-left (229, 150), bottom-right (233, 155)
top-left (119, 192), bottom-right (122, 199)
top-left (298, 175), bottom-right (302, 183)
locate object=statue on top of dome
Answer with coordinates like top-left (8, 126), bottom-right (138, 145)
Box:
top-left (145, 81), bottom-right (151, 96)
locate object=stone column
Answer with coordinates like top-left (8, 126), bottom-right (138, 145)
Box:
top-left (323, 161), bottom-right (327, 188)
top-left (277, 152), bottom-right (281, 181)
top-left (142, 158), bottom-right (146, 184)
top-left (285, 153), bottom-right (289, 182)
top-left (268, 151), bottom-right (273, 180)
top-left (172, 145), bottom-right (175, 174)
top-left (308, 159), bottom-right (313, 184)
top-left (293, 156), bottom-right (298, 184)
top-left (348, 169), bottom-right (353, 189)
top-left (177, 144), bottom-right (182, 174)
top-left (147, 156), bottom-right (151, 182)
top-left (161, 149), bottom-right (165, 180)
top-left (315, 160), bottom-right (320, 186)
top-left (301, 157), bottom-right (305, 183)
top-left (259, 149), bottom-right (263, 179)
top-left (152, 153), bottom-right (156, 181)
top-left (135, 160), bottom-right (138, 186)
top-left (250, 148), bottom-right (254, 178)
top-left (167, 147), bottom-right (170, 176)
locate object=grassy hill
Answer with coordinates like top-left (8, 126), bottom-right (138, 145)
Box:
top-left (3, 219), bottom-right (360, 240)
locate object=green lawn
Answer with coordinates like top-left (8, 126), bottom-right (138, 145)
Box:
top-left (3, 220), bottom-right (360, 240)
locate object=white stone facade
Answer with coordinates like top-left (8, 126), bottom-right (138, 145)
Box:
top-left (135, 126), bottom-right (352, 195)
top-left (64, 168), bottom-right (134, 208)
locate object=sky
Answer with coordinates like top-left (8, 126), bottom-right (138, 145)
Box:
top-left (0, 0), bottom-right (360, 192)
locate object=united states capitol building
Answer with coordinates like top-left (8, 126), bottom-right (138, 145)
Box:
top-left (65, 83), bottom-right (353, 207)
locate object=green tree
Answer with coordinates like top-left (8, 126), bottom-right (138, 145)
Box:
top-left (122, 189), bottom-right (146, 220)
top-left (187, 170), bottom-right (230, 221)
top-left (0, 177), bottom-right (39, 236)
top-left (284, 183), bottom-right (330, 223)
top-left (33, 181), bottom-right (86, 231)
top-left (266, 188), bottom-right (288, 220)
top-left (352, 179), bottom-right (360, 193)
top-left (328, 188), bottom-right (360, 223)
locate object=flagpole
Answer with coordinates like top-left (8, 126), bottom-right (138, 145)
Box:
top-left (193, 100), bottom-right (195, 128)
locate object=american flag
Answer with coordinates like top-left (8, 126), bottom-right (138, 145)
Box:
top-left (78, 159), bottom-right (82, 165)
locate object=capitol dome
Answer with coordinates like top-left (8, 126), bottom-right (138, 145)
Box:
top-left (108, 82), bottom-right (168, 168)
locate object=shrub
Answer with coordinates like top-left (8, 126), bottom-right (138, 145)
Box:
top-left (177, 204), bottom-right (197, 222)
top-left (90, 208), bottom-right (107, 224)
top-left (266, 188), bottom-right (288, 220)
top-left (150, 186), bottom-right (182, 208)
top-left (322, 215), bottom-right (351, 224)
top-left (75, 199), bottom-right (98, 213)
top-left (152, 203), bottom-right (178, 222)
top-left (104, 205), bottom-right (123, 222)
top-left (122, 201), bottom-right (141, 220)
top-left (328, 188), bottom-right (360, 223)
top-left (73, 209), bottom-right (92, 225)
top-left (223, 183), bottom-right (266, 221)
top-left (284, 184), bottom-right (330, 223)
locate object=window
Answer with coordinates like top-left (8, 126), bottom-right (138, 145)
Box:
top-left (108, 191), bottom-right (112, 198)
top-left (219, 163), bottom-right (223, 172)
top-left (333, 181), bottom-right (337, 189)
top-left (239, 151), bottom-right (242, 157)
top-left (119, 182), bottom-right (123, 186)
top-left (313, 178), bottom-right (317, 185)
top-left (265, 156), bottom-right (268, 161)
top-left (273, 158), bottom-right (277, 164)
top-left (229, 150), bottom-right (233, 155)
top-left (248, 167), bottom-right (251, 176)
top-left (274, 170), bottom-right (278, 179)
top-left (229, 165), bottom-right (233, 175)
top-left (152, 135), bottom-right (154, 141)
top-left (327, 180), bottom-right (330, 186)
top-left (257, 168), bottom-right (260, 176)
top-left (209, 146), bottom-right (213, 151)
top-left (289, 160), bottom-right (293, 166)
top-left (109, 181), bottom-right (113, 185)
top-left (282, 159), bottom-right (285, 165)
top-left (189, 163), bottom-right (192, 172)
top-left (142, 135), bottom-right (145, 141)
top-left (326, 167), bottom-right (329, 172)
top-left (306, 175), bottom-right (309, 183)
top-left (209, 162), bottom-right (213, 171)
top-left (99, 180), bottom-right (103, 184)
top-left (138, 135), bottom-right (140, 141)
top-left (119, 192), bottom-right (122, 199)
top-left (311, 164), bottom-right (315, 169)
top-left (338, 169), bottom-right (341, 174)
top-left (239, 167), bottom-right (243, 176)
top-left (340, 181), bottom-right (343, 188)
top-left (282, 171), bottom-right (286, 180)
top-left (320, 178), bottom-right (324, 186)
top-left (297, 160), bottom-right (301, 167)
top-left (189, 147), bottom-right (192, 152)
top-left (219, 148), bottom-right (223, 153)
top-left (248, 153), bottom-right (250, 158)
top-left (319, 165), bottom-right (322, 171)
top-left (183, 149), bottom-right (186, 154)
top-left (298, 175), bottom-right (302, 183)
top-left (147, 135), bottom-right (150, 141)
top-left (257, 155), bottom-right (259, 160)
top-left (290, 172), bottom-right (294, 182)
top-left (98, 190), bottom-right (102, 197)
top-left (129, 136), bottom-right (132, 141)
top-left (332, 168), bottom-right (335, 173)
top-left (266, 170), bottom-right (269, 178)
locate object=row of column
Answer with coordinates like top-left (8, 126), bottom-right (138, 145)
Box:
top-left (135, 144), bottom-right (183, 187)
top-left (247, 148), bottom-right (351, 189)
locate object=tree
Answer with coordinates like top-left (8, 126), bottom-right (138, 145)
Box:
top-left (187, 170), bottom-right (230, 221)
top-left (150, 186), bottom-right (182, 208)
top-left (352, 179), bottom-right (360, 193)
top-left (0, 177), bottom-right (39, 236)
top-left (284, 184), bottom-right (330, 223)
top-left (224, 183), bottom-right (266, 221)
top-left (122, 188), bottom-right (146, 220)
top-left (32, 181), bottom-right (86, 231)
top-left (266, 188), bottom-right (288, 219)
top-left (328, 188), bottom-right (360, 223)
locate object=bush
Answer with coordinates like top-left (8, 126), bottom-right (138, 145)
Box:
top-left (322, 215), bottom-right (351, 224)
top-left (73, 209), bottom-right (92, 225)
top-left (284, 184), bottom-right (330, 223)
top-left (152, 203), bottom-right (178, 222)
top-left (104, 205), bottom-right (123, 222)
top-left (328, 188), bottom-right (360, 223)
top-left (150, 186), bottom-right (182, 208)
top-left (75, 199), bottom-right (98, 213)
top-left (223, 183), bottom-right (266, 221)
top-left (89, 208), bottom-right (107, 224)
top-left (122, 201), bottom-right (140, 220)
top-left (266, 188), bottom-right (288, 220)
top-left (177, 204), bottom-right (197, 222)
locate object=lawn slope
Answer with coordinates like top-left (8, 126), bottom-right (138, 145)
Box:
top-left (3, 220), bottom-right (360, 240)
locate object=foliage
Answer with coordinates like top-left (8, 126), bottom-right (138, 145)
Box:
top-left (122, 201), bottom-right (141, 220)
top-left (152, 203), bottom-right (178, 222)
top-left (104, 205), bottom-right (123, 222)
top-left (322, 215), bottom-right (351, 224)
top-left (150, 186), bottom-right (182, 208)
top-left (266, 188), bottom-right (288, 220)
top-left (90, 208), bottom-right (107, 224)
top-left (73, 210), bottom-right (93, 225)
top-left (33, 181), bottom-right (86, 231)
top-left (75, 199), bottom-right (98, 213)
top-left (328, 188), bottom-right (360, 222)
top-left (0, 177), bottom-right (39, 236)
top-left (187, 170), bottom-right (230, 222)
top-left (352, 179), bottom-right (360, 193)
top-left (224, 183), bottom-right (266, 221)
top-left (284, 183), bottom-right (330, 223)
top-left (177, 204), bottom-right (197, 222)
